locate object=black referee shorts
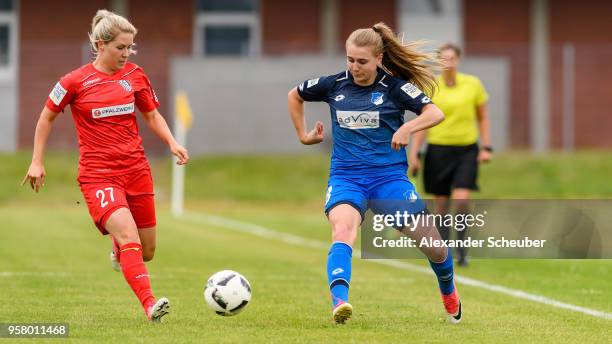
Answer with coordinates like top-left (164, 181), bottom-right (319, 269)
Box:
top-left (423, 143), bottom-right (479, 196)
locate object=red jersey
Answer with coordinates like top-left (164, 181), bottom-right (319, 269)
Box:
top-left (46, 62), bottom-right (159, 177)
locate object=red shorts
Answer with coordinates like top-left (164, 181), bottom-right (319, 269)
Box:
top-left (78, 168), bottom-right (156, 235)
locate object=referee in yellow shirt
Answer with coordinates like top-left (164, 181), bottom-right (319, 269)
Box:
top-left (410, 43), bottom-right (492, 266)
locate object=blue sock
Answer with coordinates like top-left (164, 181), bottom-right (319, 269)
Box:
top-left (327, 241), bottom-right (352, 307)
top-left (429, 247), bottom-right (455, 295)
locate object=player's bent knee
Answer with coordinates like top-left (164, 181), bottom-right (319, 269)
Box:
top-left (115, 231), bottom-right (140, 245)
top-left (429, 246), bottom-right (448, 263)
top-left (105, 208), bottom-right (140, 245)
top-left (331, 223), bottom-right (356, 242)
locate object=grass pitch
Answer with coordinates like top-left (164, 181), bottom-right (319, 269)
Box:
top-left (1, 151), bottom-right (610, 343)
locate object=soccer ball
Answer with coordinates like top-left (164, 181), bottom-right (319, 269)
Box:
top-left (204, 270), bottom-right (252, 316)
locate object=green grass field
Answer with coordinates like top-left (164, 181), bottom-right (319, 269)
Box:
top-left (1, 151), bottom-right (611, 343)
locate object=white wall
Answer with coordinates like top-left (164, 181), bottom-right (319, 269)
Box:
top-left (171, 57), bottom-right (343, 155)
top-left (0, 80), bottom-right (16, 151)
top-left (398, 0), bottom-right (463, 48)
top-left (171, 55), bottom-right (509, 154)
top-left (0, 6), bottom-right (18, 152)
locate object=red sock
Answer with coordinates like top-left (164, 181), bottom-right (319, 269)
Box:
top-left (119, 243), bottom-right (156, 312)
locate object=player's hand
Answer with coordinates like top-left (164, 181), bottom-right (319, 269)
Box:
top-left (478, 149), bottom-right (492, 163)
top-left (300, 121), bottom-right (324, 145)
top-left (391, 128), bottom-right (410, 151)
top-left (170, 143), bottom-right (189, 165)
top-left (22, 163), bottom-right (46, 193)
top-left (408, 154), bottom-right (421, 178)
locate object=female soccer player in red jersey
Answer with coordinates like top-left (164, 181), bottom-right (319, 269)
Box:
top-left (22, 9), bottom-right (188, 322)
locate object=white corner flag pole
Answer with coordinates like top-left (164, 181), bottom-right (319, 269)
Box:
top-left (171, 90), bottom-right (193, 217)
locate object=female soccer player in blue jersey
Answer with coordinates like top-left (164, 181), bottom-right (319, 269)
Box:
top-left (288, 23), bottom-right (461, 324)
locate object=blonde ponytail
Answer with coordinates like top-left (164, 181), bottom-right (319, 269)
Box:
top-left (347, 22), bottom-right (441, 96)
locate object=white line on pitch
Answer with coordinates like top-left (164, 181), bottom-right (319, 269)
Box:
top-left (180, 211), bottom-right (612, 320)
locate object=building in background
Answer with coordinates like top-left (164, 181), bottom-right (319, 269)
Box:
top-left (4, 0), bottom-right (612, 153)
top-left (0, 0), bottom-right (17, 152)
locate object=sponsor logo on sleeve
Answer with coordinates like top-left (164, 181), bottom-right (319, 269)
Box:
top-left (306, 78), bottom-right (320, 88)
top-left (91, 102), bottom-right (135, 119)
top-left (400, 82), bottom-right (422, 99)
top-left (371, 92), bottom-right (384, 105)
top-left (334, 94), bottom-right (345, 101)
top-left (421, 96), bottom-right (431, 104)
top-left (336, 111), bottom-right (379, 129)
top-left (298, 83), bottom-right (304, 91)
top-left (49, 82), bottom-right (67, 106)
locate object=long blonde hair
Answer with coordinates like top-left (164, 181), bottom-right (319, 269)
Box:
top-left (88, 9), bottom-right (137, 56)
top-left (347, 22), bottom-right (440, 96)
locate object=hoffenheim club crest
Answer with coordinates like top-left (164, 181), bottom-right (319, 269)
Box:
top-left (371, 92), bottom-right (384, 105)
top-left (118, 80), bottom-right (132, 92)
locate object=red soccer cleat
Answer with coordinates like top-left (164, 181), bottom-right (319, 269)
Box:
top-left (441, 288), bottom-right (462, 324)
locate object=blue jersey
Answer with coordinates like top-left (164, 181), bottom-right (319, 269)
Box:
top-left (297, 68), bottom-right (433, 173)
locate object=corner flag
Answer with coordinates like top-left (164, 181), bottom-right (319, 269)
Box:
top-left (175, 90), bottom-right (193, 130)
top-left (172, 90), bottom-right (193, 216)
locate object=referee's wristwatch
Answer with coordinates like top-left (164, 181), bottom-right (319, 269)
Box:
top-left (481, 145), bottom-right (494, 153)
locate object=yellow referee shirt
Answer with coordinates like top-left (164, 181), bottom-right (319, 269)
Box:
top-left (429, 73), bottom-right (488, 146)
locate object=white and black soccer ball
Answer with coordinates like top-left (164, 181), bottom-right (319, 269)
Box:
top-left (204, 270), bottom-right (252, 316)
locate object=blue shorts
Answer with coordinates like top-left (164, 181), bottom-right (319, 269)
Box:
top-left (324, 170), bottom-right (426, 220)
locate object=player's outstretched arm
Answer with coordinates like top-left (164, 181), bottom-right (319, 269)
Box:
top-left (288, 87), bottom-right (324, 145)
top-left (391, 104), bottom-right (444, 151)
top-left (141, 109), bottom-right (189, 165)
top-left (22, 106), bottom-right (60, 192)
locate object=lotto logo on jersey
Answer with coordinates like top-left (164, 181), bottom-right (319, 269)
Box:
top-left (82, 78), bottom-right (101, 87)
top-left (336, 111), bottom-right (379, 129)
top-left (400, 82), bottom-right (422, 99)
top-left (49, 82), bottom-right (67, 106)
top-left (91, 102), bottom-right (135, 119)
